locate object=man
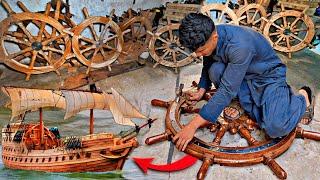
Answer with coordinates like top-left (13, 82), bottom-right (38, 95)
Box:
top-left (173, 13), bottom-right (314, 151)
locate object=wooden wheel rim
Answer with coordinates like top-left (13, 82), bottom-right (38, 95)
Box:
top-left (263, 10), bottom-right (315, 53)
top-left (201, 4), bottom-right (239, 25)
top-left (72, 16), bottom-right (124, 68)
top-left (120, 16), bottom-right (152, 47)
top-left (165, 99), bottom-right (296, 166)
top-left (236, 3), bottom-right (267, 31)
top-left (0, 12), bottom-right (71, 74)
top-left (119, 16), bottom-right (152, 61)
top-left (148, 23), bottom-right (195, 68)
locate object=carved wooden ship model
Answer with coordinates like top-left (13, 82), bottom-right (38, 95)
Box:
top-left (1, 87), bottom-right (153, 172)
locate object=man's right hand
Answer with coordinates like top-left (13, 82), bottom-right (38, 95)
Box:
top-left (186, 88), bottom-right (206, 103)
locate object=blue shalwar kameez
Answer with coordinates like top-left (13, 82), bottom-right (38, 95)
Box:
top-left (198, 25), bottom-right (306, 138)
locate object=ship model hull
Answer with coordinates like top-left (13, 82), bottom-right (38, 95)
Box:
top-left (1, 123), bottom-right (138, 172)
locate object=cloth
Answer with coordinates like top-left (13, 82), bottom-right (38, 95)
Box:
top-left (198, 25), bottom-right (306, 137)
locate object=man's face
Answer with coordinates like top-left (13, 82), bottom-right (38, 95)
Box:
top-left (195, 31), bottom-right (218, 57)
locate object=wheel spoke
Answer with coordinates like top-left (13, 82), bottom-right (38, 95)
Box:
top-left (89, 48), bottom-right (100, 63)
top-left (252, 18), bottom-right (262, 25)
top-left (251, 10), bottom-right (259, 23)
top-left (293, 28), bottom-right (308, 32)
top-left (88, 24), bottom-right (99, 41)
top-left (43, 46), bottom-right (64, 54)
top-left (282, 16), bottom-right (288, 28)
top-left (16, 22), bottom-right (34, 42)
top-left (271, 22), bottom-right (285, 31)
top-left (155, 46), bottom-right (167, 51)
top-left (172, 50), bottom-right (177, 64)
top-left (102, 44), bottom-right (118, 52)
top-left (80, 44), bottom-right (96, 54)
top-left (290, 17), bottom-right (300, 28)
top-left (160, 50), bottom-right (170, 60)
top-left (274, 35), bottom-right (284, 46)
top-left (38, 50), bottom-right (53, 65)
top-left (218, 10), bottom-right (226, 23)
top-left (6, 31), bottom-right (27, 39)
top-left (289, 33), bottom-right (304, 43)
top-left (28, 50), bottom-right (38, 70)
top-left (42, 34), bottom-right (67, 46)
top-left (156, 36), bottom-right (170, 44)
top-left (99, 22), bottom-right (111, 41)
top-left (285, 36), bottom-right (291, 50)
top-left (103, 34), bottom-right (118, 43)
top-left (8, 46), bottom-right (33, 59)
top-left (269, 31), bottom-right (281, 36)
top-left (168, 28), bottom-right (174, 41)
top-left (3, 36), bottom-right (31, 46)
top-left (100, 47), bottom-right (108, 60)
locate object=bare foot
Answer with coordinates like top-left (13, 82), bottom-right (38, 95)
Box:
top-left (298, 89), bottom-right (311, 124)
top-left (298, 89), bottom-right (310, 107)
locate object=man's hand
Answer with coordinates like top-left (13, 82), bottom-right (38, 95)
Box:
top-left (186, 88), bottom-right (206, 105)
top-left (172, 114), bottom-right (210, 151)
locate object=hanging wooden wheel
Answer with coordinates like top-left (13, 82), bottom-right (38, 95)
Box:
top-left (72, 15), bottom-right (124, 69)
top-left (118, 16), bottom-right (152, 63)
top-left (236, 3), bottom-right (267, 32)
top-left (0, 12), bottom-right (71, 76)
top-left (146, 85), bottom-right (320, 179)
top-left (263, 10), bottom-right (315, 53)
top-left (149, 23), bottom-right (198, 70)
top-left (201, 3), bottom-right (239, 25)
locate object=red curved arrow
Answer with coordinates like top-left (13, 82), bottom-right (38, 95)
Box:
top-left (133, 155), bottom-right (198, 173)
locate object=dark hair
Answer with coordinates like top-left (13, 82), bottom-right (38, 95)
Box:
top-left (179, 13), bottom-right (215, 51)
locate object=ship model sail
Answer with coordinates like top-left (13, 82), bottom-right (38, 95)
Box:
top-left (1, 87), bottom-right (153, 172)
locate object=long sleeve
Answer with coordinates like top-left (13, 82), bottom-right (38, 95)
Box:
top-left (199, 46), bottom-right (254, 122)
top-left (198, 56), bottom-right (214, 90)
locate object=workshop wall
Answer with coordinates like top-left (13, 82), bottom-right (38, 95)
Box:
top-left (0, 0), bottom-right (173, 23)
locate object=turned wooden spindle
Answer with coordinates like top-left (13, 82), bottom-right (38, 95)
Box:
top-left (151, 99), bottom-right (170, 108)
top-left (212, 124), bottom-right (228, 145)
top-left (1, 0), bottom-right (14, 14)
top-left (197, 156), bottom-right (214, 180)
top-left (238, 126), bottom-right (258, 145)
top-left (145, 132), bottom-right (171, 145)
top-left (296, 127), bottom-right (320, 141)
top-left (263, 156), bottom-right (287, 179)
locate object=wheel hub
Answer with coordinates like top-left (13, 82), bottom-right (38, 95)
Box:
top-left (169, 42), bottom-right (178, 50)
top-left (31, 41), bottom-right (43, 51)
top-left (283, 28), bottom-right (291, 36)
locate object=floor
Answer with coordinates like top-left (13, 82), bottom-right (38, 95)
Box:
top-left (0, 47), bottom-right (319, 179)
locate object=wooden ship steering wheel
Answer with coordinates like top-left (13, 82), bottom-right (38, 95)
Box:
top-left (146, 83), bottom-right (320, 180)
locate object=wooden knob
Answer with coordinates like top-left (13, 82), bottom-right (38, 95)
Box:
top-left (1, 0), bottom-right (14, 14)
top-left (197, 156), bottom-right (214, 180)
top-left (145, 132), bottom-right (170, 145)
top-left (296, 127), bottom-right (320, 141)
top-left (264, 156), bottom-right (287, 179)
top-left (82, 7), bottom-right (90, 18)
top-left (151, 99), bottom-right (169, 108)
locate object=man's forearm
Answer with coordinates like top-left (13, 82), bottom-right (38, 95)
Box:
top-left (188, 114), bottom-right (211, 130)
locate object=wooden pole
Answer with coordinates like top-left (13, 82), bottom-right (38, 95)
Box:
top-left (90, 109), bottom-right (94, 134)
top-left (39, 108), bottom-right (44, 145)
